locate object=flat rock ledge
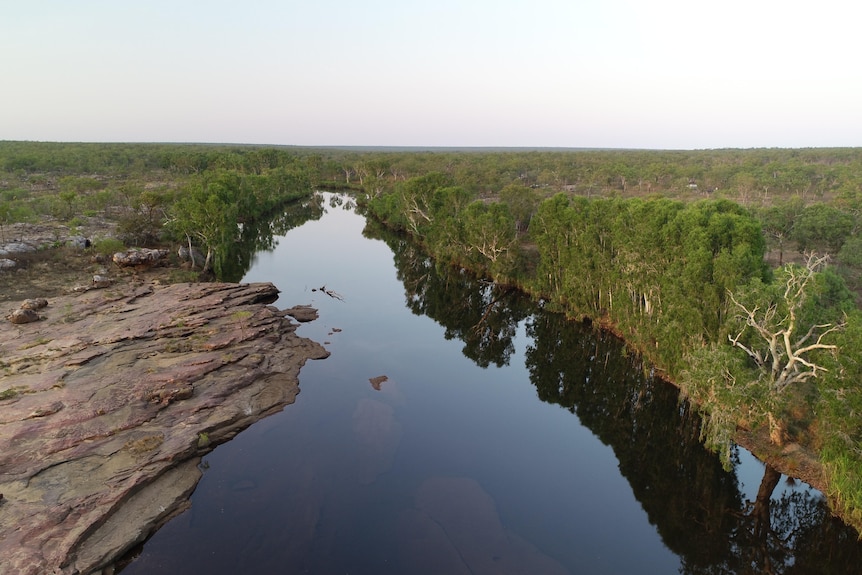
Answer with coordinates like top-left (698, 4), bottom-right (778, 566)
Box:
top-left (0, 281), bottom-right (329, 575)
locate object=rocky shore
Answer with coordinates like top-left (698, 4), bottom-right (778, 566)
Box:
top-left (0, 280), bottom-right (329, 575)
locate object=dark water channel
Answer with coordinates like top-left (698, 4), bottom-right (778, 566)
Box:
top-left (122, 194), bottom-right (862, 574)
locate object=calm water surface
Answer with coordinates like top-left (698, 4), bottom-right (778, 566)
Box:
top-left (122, 194), bottom-right (862, 574)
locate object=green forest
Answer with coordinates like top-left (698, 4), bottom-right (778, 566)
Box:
top-left (3, 141), bottom-right (862, 532)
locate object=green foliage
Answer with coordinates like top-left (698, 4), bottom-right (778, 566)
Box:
top-left (168, 179), bottom-right (238, 273)
top-left (499, 183), bottom-right (539, 233)
top-left (459, 200), bottom-right (518, 276)
top-left (682, 257), bottom-right (860, 494)
top-left (838, 237), bottom-right (862, 268)
top-left (359, 158), bottom-right (862, 529)
top-left (197, 432), bottom-right (211, 448)
top-left (117, 189), bottom-right (173, 246)
top-left (0, 201), bottom-right (36, 237)
top-left (365, 173), bottom-right (767, 377)
top-left (7, 141), bottom-right (862, 531)
top-left (814, 309), bottom-right (862, 527)
top-left (92, 237), bottom-right (127, 258)
top-left (724, 258), bottom-right (850, 396)
top-left (528, 194), bottom-right (767, 371)
top-left (166, 164), bottom-right (312, 278)
top-left (682, 342), bottom-right (764, 469)
top-left (792, 203), bottom-right (855, 254)
top-left (755, 197), bottom-right (804, 264)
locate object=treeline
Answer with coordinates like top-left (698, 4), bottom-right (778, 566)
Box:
top-left (6, 143), bottom-right (862, 280)
top-left (303, 147), bottom-right (862, 294)
top-left (0, 142), bottom-right (318, 280)
top-left (301, 146), bottom-right (862, 291)
top-left (364, 175), bottom-right (770, 373)
top-left (366, 223), bottom-right (862, 570)
top-left (531, 195), bottom-right (769, 372)
top-left (166, 164), bottom-right (314, 277)
top-left (0, 141), bottom-right (315, 176)
top-left (315, 146), bottom-right (862, 200)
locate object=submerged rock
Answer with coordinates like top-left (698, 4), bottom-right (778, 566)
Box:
top-left (397, 477), bottom-right (570, 574)
top-left (284, 304), bottom-right (319, 322)
top-left (0, 281), bottom-right (329, 574)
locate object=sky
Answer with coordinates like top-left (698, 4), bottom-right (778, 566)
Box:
top-left (1, 0), bottom-right (860, 149)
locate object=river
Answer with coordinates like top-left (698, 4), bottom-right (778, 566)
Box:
top-left (120, 193), bottom-right (862, 574)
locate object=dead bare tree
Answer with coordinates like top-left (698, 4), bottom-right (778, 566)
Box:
top-left (404, 195), bottom-right (433, 235)
top-left (727, 253), bottom-right (845, 394)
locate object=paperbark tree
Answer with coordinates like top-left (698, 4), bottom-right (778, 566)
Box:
top-left (167, 181), bottom-right (238, 274)
top-left (461, 201), bottom-right (517, 265)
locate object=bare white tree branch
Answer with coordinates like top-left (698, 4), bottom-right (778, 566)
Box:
top-left (727, 252), bottom-right (842, 393)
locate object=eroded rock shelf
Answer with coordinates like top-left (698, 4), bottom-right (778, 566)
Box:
top-left (0, 281), bottom-right (329, 575)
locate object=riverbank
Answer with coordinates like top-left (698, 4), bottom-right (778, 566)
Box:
top-left (0, 278), bottom-right (329, 574)
top-left (535, 289), bottom-right (845, 533)
top-left (362, 213), bottom-right (858, 536)
top-left (584, 313), bottom-right (830, 505)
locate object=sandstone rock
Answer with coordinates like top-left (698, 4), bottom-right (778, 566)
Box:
top-left (0, 242), bottom-right (35, 257)
top-left (92, 275), bottom-right (112, 288)
top-left (284, 304), bottom-right (319, 322)
top-left (21, 298), bottom-right (48, 310)
top-left (0, 281), bottom-right (329, 575)
top-left (6, 308), bottom-right (40, 324)
top-left (66, 236), bottom-right (91, 249)
top-left (112, 248), bottom-right (169, 268)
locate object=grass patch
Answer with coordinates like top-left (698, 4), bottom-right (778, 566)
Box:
top-left (197, 432), bottom-right (211, 448)
top-left (124, 433), bottom-right (165, 456)
top-left (166, 269), bottom-right (201, 284)
top-left (19, 337), bottom-right (52, 350)
top-left (0, 386), bottom-right (27, 400)
top-left (822, 438), bottom-right (862, 533)
top-left (162, 338), bottom-right (193, 353)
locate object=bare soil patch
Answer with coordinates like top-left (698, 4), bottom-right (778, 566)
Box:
top-left (0, 221), bottom-right (185, 305)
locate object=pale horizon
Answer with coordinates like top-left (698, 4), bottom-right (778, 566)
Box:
top-left (3, 0), bottom-right (860, 150)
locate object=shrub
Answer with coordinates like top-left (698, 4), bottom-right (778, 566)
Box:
top-left (92, 237), bottom-right (126, 258)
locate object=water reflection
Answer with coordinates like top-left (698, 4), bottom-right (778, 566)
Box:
top-left (368, 218), bottom-right (531, 368)
top-left (219, 193), bottom-right (325, 282)
top-left (365, 215), bottom-right (862, 574)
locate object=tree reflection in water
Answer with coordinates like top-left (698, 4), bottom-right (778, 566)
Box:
top-left (366, 215), bottom-right (862, 574)
top-left (218, 193), bottom-right (326, 282)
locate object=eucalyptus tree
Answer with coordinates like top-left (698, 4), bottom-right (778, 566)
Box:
top-left (499, 183), bottom-right (540, 234)
top-left (792, 204), bottom-right (855, 254)
top-left (756, 197), bottom-right (804, 265)
top-left (167, 178), bottom-right (238, 274)
top-left (459, 201), bottom-right (518, 275)
top-left (726, 254), bottom-right (850, 395)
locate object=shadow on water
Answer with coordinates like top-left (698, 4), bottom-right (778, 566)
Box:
top-left (365, 214), bottom-right (862, 575)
